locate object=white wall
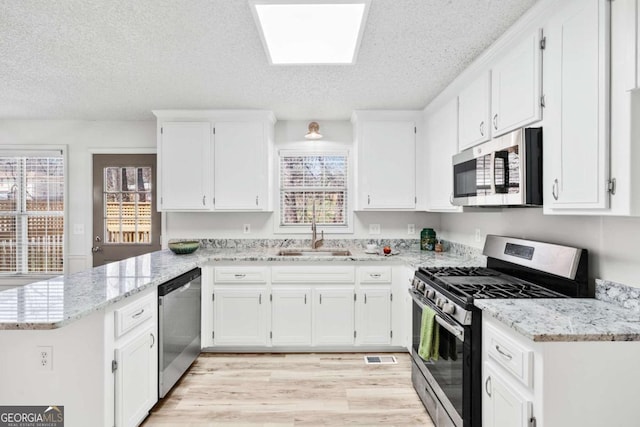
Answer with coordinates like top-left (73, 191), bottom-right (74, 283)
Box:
top-left (439, 209), bottom-right (640, 288)
top-left (165, 120), bottom-right (439, 240)
top-left (0, 120), bottom-right (156, 274)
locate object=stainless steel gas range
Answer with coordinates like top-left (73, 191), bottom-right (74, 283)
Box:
top-left (409, 235), bottom-right (591, 427)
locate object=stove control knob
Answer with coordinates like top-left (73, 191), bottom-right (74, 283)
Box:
top-left (442, 302), bottom-right (456, 315)
top-left (435, 298), bottom-right (445, 308)
top-left (425, 289), bottom-right (435, 299)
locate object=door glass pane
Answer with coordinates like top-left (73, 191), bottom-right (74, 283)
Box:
top-left (104, 167), bottom-right (153, 244)
top-left (105, 168), bottom-right (120, 192)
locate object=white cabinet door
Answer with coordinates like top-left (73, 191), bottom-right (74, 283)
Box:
top-left (543, 0), bottom-right (610, 210)
top-left (312, 288), bottom-right (355, 346)
top-left (491, 30), bottom-right (542, 137)
top-left (425, 98), bottom-right (462, 211)
top-left (358, 121), bottom-right (416, 209)
top-left (115, 326), bottom-right (157, 427)
top-left (213, 288), bottom-right (268, 345)
top-left (271, 288), bottom-right (312, 346)
top-left (158, 122), bottom-right (211, 211)
top-left (483, 362), bottom-right (532, 427)
top-left (214, 121), bottom-right (267, 210)
top-left (356, 288), bottom-right (391, 346)
top-left (458, 71), bottom-right (492, 150)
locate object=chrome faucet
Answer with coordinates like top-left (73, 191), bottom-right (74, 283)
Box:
top-left (311, 199), bottom-right (324, 249)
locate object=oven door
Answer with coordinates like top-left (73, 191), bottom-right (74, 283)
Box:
top-left (411, 292), bottom-right (470, 427)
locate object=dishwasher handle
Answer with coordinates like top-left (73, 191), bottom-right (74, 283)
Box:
top-left (158, 267), bottom-right (201, 296)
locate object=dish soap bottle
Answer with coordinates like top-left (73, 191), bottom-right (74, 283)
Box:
top-left (420, 228), bottom-right (436, 251)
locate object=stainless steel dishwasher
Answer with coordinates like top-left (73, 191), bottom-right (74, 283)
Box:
top-left (158, 267), bottom-right (201, 398)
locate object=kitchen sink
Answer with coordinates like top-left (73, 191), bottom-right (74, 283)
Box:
top-left (276, 248), bottom-right (352, 257)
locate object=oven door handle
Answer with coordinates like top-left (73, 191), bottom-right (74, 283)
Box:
top-left (411, 293), bottom-right (466, 342)
top-left (435, 315), bottom-right (465, 342)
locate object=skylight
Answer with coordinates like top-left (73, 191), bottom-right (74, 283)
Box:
top-left (250, 1), bottom-right (370, 65)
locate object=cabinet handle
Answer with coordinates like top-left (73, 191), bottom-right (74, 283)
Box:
top-left (234, 273), bottom-right (246, 279)
top-left (320, 294), bottom-right (322, 304)
top-left (485, 376), bottom-right (492, 397)
top-left (479, 121), bottom-right (485, 136)
top-left (256, 195), bottom-right (259, 206)
top-left (493, 114), bottom-right (498, 130)
top-left (370, 273), bottom-right (381, 279)
top-left (150, 332), bottom-right (155, 348)
top-left (132, 308), bottom-right (144, 319)
top-left (259, 294), bottom-right (262, 304)
top-left (495, 345), bottom-right (513, 360)
top-left (364, 294), bottom-right (367, 304)
top-left (367, 195), bottom-right (371, 205)
top-left (304, 294), bottom-right (307, 304)
top-left (552, 179), bottom-right (559, 201)
top-left (203, 195), bottom-right (206, 206)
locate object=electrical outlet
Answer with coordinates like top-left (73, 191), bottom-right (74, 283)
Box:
top-left (475, 229), bottom-right (482, 243)
top-left (37, 346), bottom-right (53, 371)
top-left (243, 224), bottom-right (250, 234)
top-left (369, 224), bottom-right (381, 235)
top-left (407, 224), bottom-right (415, 234)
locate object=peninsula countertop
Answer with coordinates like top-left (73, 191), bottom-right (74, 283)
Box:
top-left (0, 246), bottom-right (484, 330)
top-left (476, 298), bottom-right (640, 342)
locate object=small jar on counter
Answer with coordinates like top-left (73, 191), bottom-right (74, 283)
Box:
top-left (435, 240), bottom-right (443, 253)
top-left (420, 228), bottom-right (437, 251)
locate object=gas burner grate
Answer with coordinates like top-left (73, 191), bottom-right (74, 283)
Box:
top-left (419, 266), bottom-right (500, 278)
top-left (454, 282), bottom-right (565, 299)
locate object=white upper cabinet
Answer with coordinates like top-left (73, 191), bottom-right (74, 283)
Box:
top-left (158, 121), bottom-right (212, 211)
top-left (425, 98), bottom-right (462, 212)
top-left (608, 0), bottom-right (640, 216)
top-left (352, 111), bottom-right (420, 210)
top-left (543, 0), bottom-right (610, 211)
top-left (214, 121), bottom-right (269, 210)
top-left (153, 110), bottom-right (275, 212)
top-left (458, 71), bottom-right (492, 150)
top-left (491, 30), bottom-right (543, 137)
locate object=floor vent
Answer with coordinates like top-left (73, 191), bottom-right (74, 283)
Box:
top-left (364, 355), bottom-right (397, 365)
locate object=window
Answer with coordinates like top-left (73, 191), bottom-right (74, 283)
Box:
top-left (279, 151), bottom-right (348, 227)
top-left (0, 151), bottom-right (64, 275)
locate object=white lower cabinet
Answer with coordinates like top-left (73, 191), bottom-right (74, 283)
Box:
top-left (114, 325), bottom-right (157, 427)
top-left (271, 288), bottom-right (312, 345)
top-left (208, 264), bottom-right (404, 350)
top-left (483, 362), bottom-right (533, 427)
top-left (483, 314), bottom-right (640, 427)
top-left (356, 288), bottom-right (391, 345)
top-left (312, 288), bottom-right (356, 346)
top-left (213, 287), bottom-right (268, 345)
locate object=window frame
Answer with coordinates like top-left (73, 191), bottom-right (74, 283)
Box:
top-left (274, 148), bottom-right (353, 234)
top-left (0, 146), bottom-right (67, 278)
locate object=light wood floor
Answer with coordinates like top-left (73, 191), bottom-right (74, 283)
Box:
top-left (142, 352), bottom-right (434, 426)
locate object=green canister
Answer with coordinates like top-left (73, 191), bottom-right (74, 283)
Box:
top-left (420, 228), bottom-right (436, 251)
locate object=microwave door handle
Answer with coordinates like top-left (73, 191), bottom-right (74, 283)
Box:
top-left (489, 152), bottom-right (496, 194)
top-left (494, 152), bottom-right (509, 193)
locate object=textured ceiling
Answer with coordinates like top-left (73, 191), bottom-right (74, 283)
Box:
top-left (0, 0), bottom-right (538, 121)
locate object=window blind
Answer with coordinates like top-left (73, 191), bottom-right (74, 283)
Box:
top-left (0, 154), bottom-right (64, 275)
top-left (279, 152), bottom-right (348, 226)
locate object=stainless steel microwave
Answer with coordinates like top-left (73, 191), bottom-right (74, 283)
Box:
top-left (451, 127), bottom-right (542, 207)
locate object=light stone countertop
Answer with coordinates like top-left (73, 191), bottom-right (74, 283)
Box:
top-left (0, 246), bottom-right (484, 330)
top-left (475, 298), bottom-right (640, 342)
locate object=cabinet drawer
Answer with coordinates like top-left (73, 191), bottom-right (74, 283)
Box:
top-left (214, 266), bottom-right (268, 283)
top-left (115, 293), bottom-right (155, 339)
top-left (485, 323), bottom-right (533, 387)
top-left (358, 266), bottom-right (392, 283)
top-left (271, 266), bottom-right (355, 283)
